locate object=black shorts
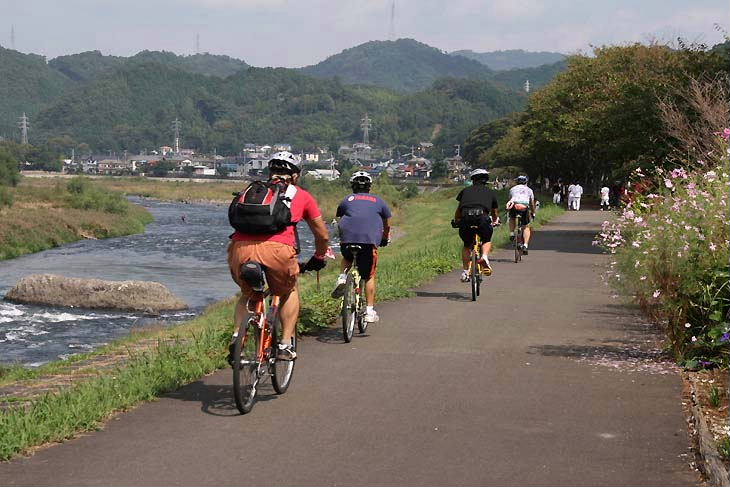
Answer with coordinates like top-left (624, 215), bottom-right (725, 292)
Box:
top-left (458, 216), bottom-right (493, 247)
top-left (509, 208), bottom-right (531, 225)
top-left (341, 243), bottom-right (378, 280)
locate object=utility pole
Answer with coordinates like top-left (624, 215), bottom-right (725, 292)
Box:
top-left (18, 113), bottom-right (29, 145)
top-left (10, 25), bottom-right (15, 50)
top-left (388, 0), bottom-right (396, 40)
top-left (454, 144), bottom-right (460, 157)
top-left (171, 118), bottom-right (181, 154)
top-left (360, 113), bottom-right (372, 145)
top-left (196, 33), bottom-right (200, 54)
top-left (524, 79), bottom-right (531, 93)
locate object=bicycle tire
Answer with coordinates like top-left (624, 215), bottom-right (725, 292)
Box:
top-left (341, 273), bottom-right (356, 342)
top-left (470, 251), bottom-right (478, 301)
top-left (232, 320), bottom-right (259, 414)
top-left (356, 278), bottom-right (368, 334)
top-left (271, 313), bottom-right (296, 395)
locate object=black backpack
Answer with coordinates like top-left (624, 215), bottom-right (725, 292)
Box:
top-left (228, 181), bottom-right (297, 234)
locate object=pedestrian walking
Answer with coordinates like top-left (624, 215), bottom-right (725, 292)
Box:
top-left (568, 182), bottom-right (583, 210)
top-left (552, 182), bottom-right (562, 204)
top-left (600, 186), bottom-right (610, 211)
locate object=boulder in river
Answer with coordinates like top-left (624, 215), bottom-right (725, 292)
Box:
top-left (4, 274), bottom-right (188, 313)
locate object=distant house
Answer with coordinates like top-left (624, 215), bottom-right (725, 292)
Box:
top-left (304, 153), bottom-right (319, 162)
top-left (193, 165), bottom-right (215, 176)
top-left (305, 169), bottom-right (340, 181)
top-left (160, 146), bottom-right (174, 156)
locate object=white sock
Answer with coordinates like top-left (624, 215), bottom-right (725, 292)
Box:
top-left (338, 273), bottom-right (346, 280)
top-left (523, 243), bottom-right (528, 249)
top-left (481, 254), bottom-right (490, 263)
top-left (366, 306), bottom-right (374, 313)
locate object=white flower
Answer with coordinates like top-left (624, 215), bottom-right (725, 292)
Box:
top-left (710, 243), bottom-right (717, 251)
top-left (640, 276), bottom-right (647, 280)
top-left (705, 170), bottom-right (717, 181)
top-left (652, 290), bottom-right (661, 298)
top-left (684, 323), bottom-right (691, 328)
top-left (691, 336), bottom-right (697, 342)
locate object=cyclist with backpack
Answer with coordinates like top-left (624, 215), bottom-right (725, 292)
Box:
top-left (332, 171), bottom-right (392, 324)
top-left (452, 168), bottom-right (500, 282)
top-left (507, 175), bottom-right (536, 254)
top-left (227, 151), bottom-right (330, 360)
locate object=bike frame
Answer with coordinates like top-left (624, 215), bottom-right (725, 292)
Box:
top-left (246, 293), bottom-right (280, 366)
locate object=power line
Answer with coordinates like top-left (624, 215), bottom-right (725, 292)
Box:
top-left (171, 118), bottom-right (181, 154)
top-left (388, 0), bottom-right (396, 40)
top-left (18, 112), bottom-right (29, 145)
top-left (360, 113), bottom-right (372, 145)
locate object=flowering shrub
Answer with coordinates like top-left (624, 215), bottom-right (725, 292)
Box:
top-left (596, 131), bottom-right (730, 368)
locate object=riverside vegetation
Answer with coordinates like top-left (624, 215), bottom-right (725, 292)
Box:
top-left (0, 175), bottom-right (153, 260)
top-left (0, 183), bottom-right (563, 459)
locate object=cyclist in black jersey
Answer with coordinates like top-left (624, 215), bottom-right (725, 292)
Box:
top-left (452, 168), bottom-right (500, 282)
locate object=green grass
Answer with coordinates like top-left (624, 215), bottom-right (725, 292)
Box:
top-left (0, 177), bottom-right (153, 261)
top-left (0, 188), bottom-right (563, 460)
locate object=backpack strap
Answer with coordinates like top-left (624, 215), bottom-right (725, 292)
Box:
top-left (282, 184), bottom-right (297, 208)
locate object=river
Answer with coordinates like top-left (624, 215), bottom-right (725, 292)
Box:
top-left (0, 198), bottom-right (321, 366)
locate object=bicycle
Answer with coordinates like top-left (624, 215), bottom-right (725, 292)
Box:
top-left (468, 232), bottom-right (484, 302)
top-left (231, 261), bottom-right (296, 414)
top-left (339, 244), bottom-right (367, 342)
top-left (512, 212), bottom-right (525, 263)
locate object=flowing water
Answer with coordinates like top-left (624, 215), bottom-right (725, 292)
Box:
top-left (0, 198), bottom-right (320, 366)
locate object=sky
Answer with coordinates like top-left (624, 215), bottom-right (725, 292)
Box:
top-left (2, 0), bottom-right (728, 67)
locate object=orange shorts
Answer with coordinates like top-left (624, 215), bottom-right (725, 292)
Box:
top-left (227, 240), bottom-right (299, 296)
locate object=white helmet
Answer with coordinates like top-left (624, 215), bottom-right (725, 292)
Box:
top-left (349, 171), bottom-right (372, 184)
top-left (268, 151), bottom-right (301, 174)
top-left (469, 168), bottom-right (489, 180)
top-left (516, 175), bottom-right (528, 184)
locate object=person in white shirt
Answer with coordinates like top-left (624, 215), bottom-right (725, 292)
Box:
top-left (567, 183), bottom-right (576, 209)
top-left (568, 182), bottom-right (583, 210)
top-left (600, 186), bottom-right (610, 211)
top-left (507, 175), bottom-right (536, 254)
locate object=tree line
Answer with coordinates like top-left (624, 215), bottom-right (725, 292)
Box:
top-left (463, 41), bottom-right (730, 189)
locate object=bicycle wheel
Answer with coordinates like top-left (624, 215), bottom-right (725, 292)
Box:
top-left (341, 273), bottom-right (356, 342)
top-left (470, 251), bottom-right (478, 301)
top-left (356, 278), bottom-right (368, 334)
top-left (271, 313), bottom-right (296, 394)
top-left (232, 320), bottom-right (260, 414)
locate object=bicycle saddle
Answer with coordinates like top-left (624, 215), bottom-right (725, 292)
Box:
top-left (241, 261), bottom-right (268, 293)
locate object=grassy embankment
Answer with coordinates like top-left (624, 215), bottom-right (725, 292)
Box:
top-left (0, 183), bottom-right (562, 460)
top-left (0, 177), bottom-right (153, 260)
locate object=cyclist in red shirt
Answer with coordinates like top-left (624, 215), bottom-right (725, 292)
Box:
top-left (227, 152), bottom-right (330, 360)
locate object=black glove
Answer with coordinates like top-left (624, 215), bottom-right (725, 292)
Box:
top-left (379, 236), bottom-right (389, 247)
top-left (450, 219), bottom-right (460, 228)
top-left (302, 255), bottom-right (326, 273)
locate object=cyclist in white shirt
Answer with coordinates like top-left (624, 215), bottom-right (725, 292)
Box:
top-left (600, 186), bottom-right (610, 211)
top-left (507, 175), bottom-right (536, 254)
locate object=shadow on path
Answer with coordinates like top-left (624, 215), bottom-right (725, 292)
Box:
top-left (415, 291), bottom-right (472, 302)
top-left (164, 379), bottom-right (278, 417)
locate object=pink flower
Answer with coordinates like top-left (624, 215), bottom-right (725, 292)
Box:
top-left (664, 179), bottom-right (673, 188)
top-left (722, 128), bottom-right (730, 141)
top-left (670, 168), bottom-right (688, 179)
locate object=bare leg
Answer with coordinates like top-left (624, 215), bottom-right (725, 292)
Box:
top-left (509, 218), bottom-right (516, 233)
top-left (461, 247), bottom-right (470, 269)
top-left (365, 277), bottom-right (376, 306)
top-left (340, 258), bottom-right (351, 273)
top-left (480, 241), bottom-right (492, 257)
top-left (233, 293), bottom-right (249, 328)
top-left (523, 226), bottom-right (532, 245)
top-left (278, 287), bottom-right (300, 344)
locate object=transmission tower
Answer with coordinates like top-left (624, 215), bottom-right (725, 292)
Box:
top-left (388, 0), bottom-right (396, 40)
top-left (10, 25), bottom-right (15, 50)
top-left (196, 33), bottom-right (200, 54)
top-left (171, 118), bottom-right (181, 154)
top-left (18, 113), bottom-right (29, 145)
top-left (360, 113), bottom-right (372, 145)
top-left (524, 79), bottom-right (531, 93)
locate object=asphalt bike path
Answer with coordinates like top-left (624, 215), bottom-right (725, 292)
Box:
top-left (0, 210), bottom-right (698, 486)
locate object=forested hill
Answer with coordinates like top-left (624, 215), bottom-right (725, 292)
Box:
top-left (451, 49), bottom-right (566, 70)
top-left (49, 50), bottom-right (249, 83)
top-left (33, 62), bottom-right (525, 154)
top-left (0, 46), bottom-right (75, 137)
top-left (492, 60), bottom-right (569, 92)
top-left (300, 38), bottom-right (493, 92)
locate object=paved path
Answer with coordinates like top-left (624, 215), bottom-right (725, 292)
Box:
top-left (0, 210), bottom-right (698, 486)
